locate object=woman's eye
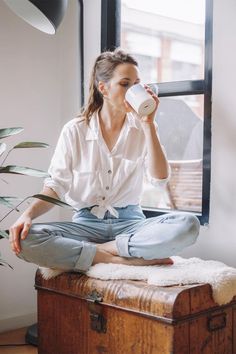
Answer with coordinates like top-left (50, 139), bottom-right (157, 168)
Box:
top-left (120, 82), bottom-right (129, 87)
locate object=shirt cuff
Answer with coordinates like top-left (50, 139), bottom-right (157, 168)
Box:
top-left (146, 164), bottom-right (171, 187)
top-left (44, 178), bottom-right (66, 201)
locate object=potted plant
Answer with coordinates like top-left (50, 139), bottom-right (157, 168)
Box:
top-left (0, 127), bottom-right (71, 268)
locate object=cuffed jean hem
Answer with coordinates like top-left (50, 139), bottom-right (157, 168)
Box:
top-left (116, 234), bottom-right (132, 257)
top-left (74, 242), bottom-right (97, 272)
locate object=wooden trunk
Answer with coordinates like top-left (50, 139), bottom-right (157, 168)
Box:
top-left (35, 271), bottom-right (236, 354)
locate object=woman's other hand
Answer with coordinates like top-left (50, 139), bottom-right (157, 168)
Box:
top-left (9, 213), bottom-right (32, 255)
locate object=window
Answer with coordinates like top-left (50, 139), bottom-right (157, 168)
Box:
top-left (101, 0), bottom-right (212, 225)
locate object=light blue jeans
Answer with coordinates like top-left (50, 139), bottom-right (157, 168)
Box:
top-left (18, 205), bottom-right (200, 272)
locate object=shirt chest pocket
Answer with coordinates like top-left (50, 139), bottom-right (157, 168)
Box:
top-left (116, 157), bottom-right (144, 185)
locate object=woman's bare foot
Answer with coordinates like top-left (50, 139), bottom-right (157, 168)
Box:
top-left (97, 240), bottom-right (119, 255)
top-left (93, 242), bottom-right (173, 266)
top-left (114, 257), bottom-right (173, 266)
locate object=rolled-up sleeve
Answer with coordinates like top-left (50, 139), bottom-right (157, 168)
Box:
top-left (145, 151), bottom-right (171, 188)
top-left (44, 125), bottom-right (73, 201)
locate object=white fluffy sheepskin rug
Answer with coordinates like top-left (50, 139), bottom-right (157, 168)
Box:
top-left (40, 256), bottom-right (236, 306)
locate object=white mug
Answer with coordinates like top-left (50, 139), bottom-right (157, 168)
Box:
top-left (125, 83), bottom-right (157, 116)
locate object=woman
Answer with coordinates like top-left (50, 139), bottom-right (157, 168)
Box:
top-left (9, 48), bottom-right (200, 272)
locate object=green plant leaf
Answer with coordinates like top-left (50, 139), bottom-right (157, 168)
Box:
top-left (13, 142), bottom-right (49, 149)
top-left (0, 165), bottom-right (49, 178)
top-left (0, 253), bottom-right (13, 269)
top-left (0, 230), bottom-right (9, 239)
top-left (0, 261), bottom-right (13, 269)
top-left (0, 127), bottom-right (24, 139)
top-left (32, 194), bottom-right (74, 209)
top-left (0, 197), bottom-right (23, 210)
top-left (0, 143), bottom-right (7, 157)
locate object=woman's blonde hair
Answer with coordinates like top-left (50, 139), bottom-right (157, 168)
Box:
top-left (80, 48), bottom-right (138, 124)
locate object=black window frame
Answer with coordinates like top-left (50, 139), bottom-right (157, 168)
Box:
top-left (101, 0), bottom-right (213, 225)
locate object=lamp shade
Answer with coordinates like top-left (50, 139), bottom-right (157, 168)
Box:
top-left (3, 0), bottom-right (68, 34)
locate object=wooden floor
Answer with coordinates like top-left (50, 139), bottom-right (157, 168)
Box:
top-left (0, 327), bottom-right (37, 354)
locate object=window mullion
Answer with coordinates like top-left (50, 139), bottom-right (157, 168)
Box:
top-left (101, 0), bottom-right (121, 52)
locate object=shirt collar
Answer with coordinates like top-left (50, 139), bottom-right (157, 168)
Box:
top-left (85, 113), bottom-right (99, 141)
top-left (85, 111), bottom-right (138, 141)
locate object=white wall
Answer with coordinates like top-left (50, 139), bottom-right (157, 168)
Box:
top-left (1, 0), bottom-right (236, 333)
top-left (0, 0), bottom-right (80, 332)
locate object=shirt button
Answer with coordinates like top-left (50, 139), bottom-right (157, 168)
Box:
top-left (108, 170), bottom-right (112, 174)
top-left (106, 186), bottom-right (109, 190)
top-left (102, 196), bottom-right (106, 200)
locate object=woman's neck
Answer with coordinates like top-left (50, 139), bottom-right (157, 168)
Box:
top-left (99, 105), bottom-right (126, 131)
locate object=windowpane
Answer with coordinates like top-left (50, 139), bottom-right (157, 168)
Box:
top-left (155, 94), bottom-right (204, 160)
top-left (101, 0), bottom-right (212, 223)
top-left (141, 95), bottom-right (204, 213)
top-left (121, 0), bottom-right (205, 82)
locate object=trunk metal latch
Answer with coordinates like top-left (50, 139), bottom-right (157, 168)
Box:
top-left (87, 290), bottom-right (107, 333)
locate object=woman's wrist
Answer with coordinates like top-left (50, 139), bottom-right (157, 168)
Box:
top-left (141, 120), bottom-right (156, 134)
top-left (22, 202), bottom-right (39, 220)
top-left (22, 209), bottom-right (33, 219)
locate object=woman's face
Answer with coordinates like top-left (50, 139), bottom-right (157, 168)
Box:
top-left (100, 63), bottom-right (140, 113)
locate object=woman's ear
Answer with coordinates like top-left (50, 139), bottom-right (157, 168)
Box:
top-left (98, 81), bottom-right (108, 98)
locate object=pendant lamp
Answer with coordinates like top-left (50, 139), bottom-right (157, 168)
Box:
top-left (3, 0), bottom-right (68, 34)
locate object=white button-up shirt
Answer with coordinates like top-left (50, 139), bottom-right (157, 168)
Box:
top-left (44, 112), bottom-right (170, 219)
